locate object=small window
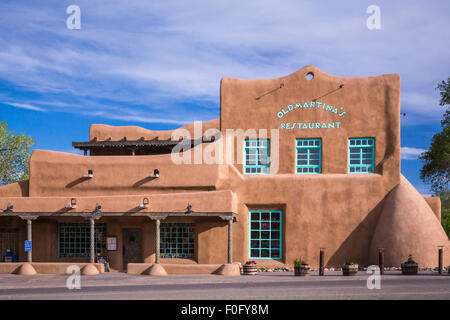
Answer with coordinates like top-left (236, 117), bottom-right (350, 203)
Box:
top-left (348, 138), bottom-right (375, 173)
top-left (244, 139), bottom-right (269, 174)
top-left (249, 210), bottom-right (282, 259)
top-left (296, 139), bottom-right (321, 174)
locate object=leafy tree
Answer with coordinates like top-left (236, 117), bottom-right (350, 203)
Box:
top-left (0, 121), bottom-right (35, 185)
top-left (419, 77), bottom-right (450, 194)
top-left (437, 190), bottom-right (450, 238)
top-left (419, 78), bottom-right (450, 238)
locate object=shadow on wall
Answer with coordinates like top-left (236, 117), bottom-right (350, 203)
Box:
top-left (65, 177), bottom-right (91, 188)
top-left (326, 198), bottom-right (386, 267)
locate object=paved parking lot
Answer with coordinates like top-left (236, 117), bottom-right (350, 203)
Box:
top-left (0, 271), bottom-right (449, 300)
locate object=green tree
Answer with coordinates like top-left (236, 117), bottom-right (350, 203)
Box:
top-left (419, 77), bottom-right (450, 194)
top-left (420, 78), bottom-right (450, 238)
top-left (0, 121), bottom-right (35, 185)
top-left (436, 189), bottom-right (450, 238)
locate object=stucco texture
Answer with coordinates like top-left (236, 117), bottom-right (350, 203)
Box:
top-left (0, 66), bottom-right (448, 269)
top-left (369, 175), bottom-right (449, 266)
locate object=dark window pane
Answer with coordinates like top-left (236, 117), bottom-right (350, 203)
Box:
top-left (261, 212), bottom-right (270, 220)
top-left (251, 249), bottom-right (260, 257)
top-left (251, 231), bottom-right (260, 239)
top-left (271, 231), bottom-right (280, 239)
top-left (271, 250), bottom-right (281, 258)
top-left (261, 231), bottom-right (270, 239)
top-left (271, 212), bottom-right (280, 221)
top-left (261, 249), bottom-right (270, 257)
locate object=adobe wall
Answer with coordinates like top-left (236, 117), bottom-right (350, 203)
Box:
top-left (217, 66), bottom-right (406, 267)
top-left (1, 66), bottom-right (448, 269)
top-left (220, 65), bottom-right (401, 183)
top-left (424, 196), bottom-right (441, 222)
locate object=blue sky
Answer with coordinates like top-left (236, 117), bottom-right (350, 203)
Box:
top-left (0, 1), bottom-right (449, 195)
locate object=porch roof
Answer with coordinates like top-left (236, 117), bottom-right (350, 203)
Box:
top-left (2, 211), bottom-right (237, 221)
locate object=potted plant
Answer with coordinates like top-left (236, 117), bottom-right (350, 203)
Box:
top-left (342, 261), bottom-right (358, 276)
top-left (401, 254), bottom-right (418, 275)
top-left (294, 258), bottom-right (310, 276)
top-left (242, 260), bottom-right (258, 275)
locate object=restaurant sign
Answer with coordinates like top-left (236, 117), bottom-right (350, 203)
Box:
top-left (277, 100), bottom-right (347, 130)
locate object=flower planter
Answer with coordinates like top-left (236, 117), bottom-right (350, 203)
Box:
top-left (294, 265), bottom-right (310, 276)
top-left (401, 263), bottom-right (418, 275)
top-left (342, 264), bottom-right (358, 276)
top-left (242, 264), bottom-right (258, 275)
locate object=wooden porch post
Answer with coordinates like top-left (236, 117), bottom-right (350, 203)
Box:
top-left (228, 218), bottom-right (233, 264)
top-left (155, 219), bottom-right (161, 264)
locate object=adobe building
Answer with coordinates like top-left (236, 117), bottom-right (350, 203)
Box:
top-left (0, 66), bottom-right (449, 272)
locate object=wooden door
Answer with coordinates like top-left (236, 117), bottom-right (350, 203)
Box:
top-left (122, 229), bottom-right (142, 271)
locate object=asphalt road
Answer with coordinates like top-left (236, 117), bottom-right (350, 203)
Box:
top-left (0, 271), bottom-right (449, 300)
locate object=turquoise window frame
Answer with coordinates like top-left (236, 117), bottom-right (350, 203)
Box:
top-left (248, 210), bottom-right (282, 259)
top-left (295, 139), bottom-right (321, 174)
top-left (57, 223), bottom-right (106, 258)
top-left (348, 138), bottom-right (375, 173)
top-left (160, 223), bottom-right (195, 259)
top-left (244, 139), bottom-right (270, 174)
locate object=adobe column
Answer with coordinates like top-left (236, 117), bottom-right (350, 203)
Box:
top-left (20, 215), bottom-right (38, 263)
top-left (90, 217), bottom-right (95, 263)
top-left (228, 218), bottom-right (233, 264)
top-left (155, 219), bottom-right (161, 264)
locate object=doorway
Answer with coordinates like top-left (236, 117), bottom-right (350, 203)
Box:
top-left (122, 229), bottom-right (142, 272)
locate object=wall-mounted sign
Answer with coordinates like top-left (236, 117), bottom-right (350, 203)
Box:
top-left (277, 100), bottom-right (347, 130)
top-left (281, 121), bottom-right (341, 130)
top-left (107, 237), bottom-right (117, 251)
top-left (276, 100), bottom-right (347, 119)
top-left (24, 240), bottom-right (32, 252)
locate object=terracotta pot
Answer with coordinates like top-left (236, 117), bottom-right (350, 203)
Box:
top-left (294, 264), bottom-right (310, 276)
top-left (242, 264), bottom-right (257, 275)
top-left (401, 263), bottom-right (418, 275)
top-left (342, 264), bottom-right (358, 276)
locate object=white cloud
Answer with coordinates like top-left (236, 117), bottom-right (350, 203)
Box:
top-left (3, 102), bottom-right (46, 112)
top-left (0, 1), bottom-right (448, 125)
top-left (401, 146), bottom-right (426, 160)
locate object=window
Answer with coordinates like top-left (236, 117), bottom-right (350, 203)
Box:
top-left (348, 138), bottom-right (375, 173)
top-left (58, 223), bottom-right (106, 258)
top-left (0, 229), bottom-right (17, 257)
top-left (160, 223), bottom-right (194, 259)
top-left (296, 139), bottom-right (321, 174)
top-left (244, 139), bottom-right (269, 174)
top-left (249, 210), bottom-right (282, 259)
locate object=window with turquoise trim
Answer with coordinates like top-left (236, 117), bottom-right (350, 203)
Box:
top-left (244, 139), bottom-right (269, 174)
top-left (249, 210), bottom-right (281, 259)
top-left (296, 139), bottom-right (321, 174)
top-left (160, 223), bottom-right (194, 259)
top-left (348, 138), bottom-right (375, 173)
top-left (58, 223), bottom-right (106, 258)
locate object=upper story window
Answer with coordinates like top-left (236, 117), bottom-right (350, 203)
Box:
top-left (244, 139), bottom-right (269, 174)
top-left (348, 138), bottom-right (375, 173)
top-left (296, 139), bottom-right (321, 174)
